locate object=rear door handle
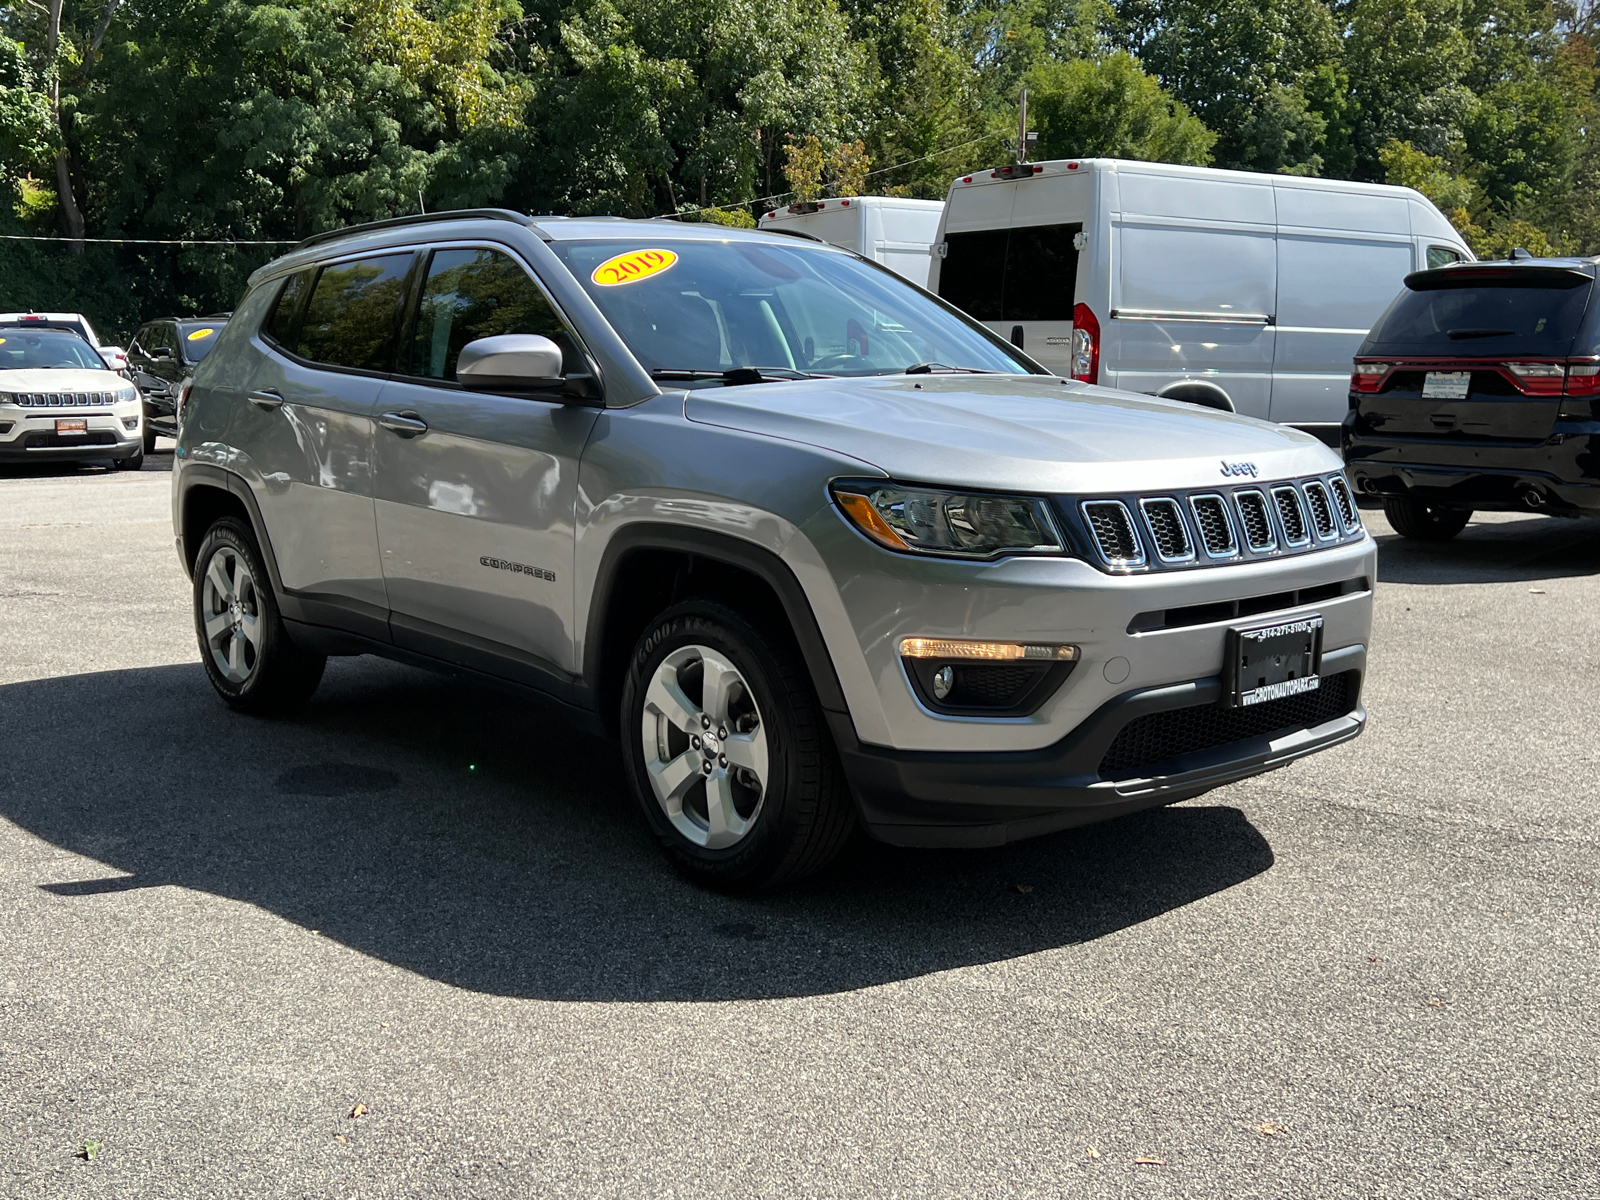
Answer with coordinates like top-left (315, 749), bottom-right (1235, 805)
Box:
top-left (247, 389), bottom-right (284, 410)
top-left (379, 411), bottom-right (428, 437)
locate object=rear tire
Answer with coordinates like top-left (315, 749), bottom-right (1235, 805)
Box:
top-left (1383, 496), bottom-right (1471, 541)
top-left (192, 518), bottom-right (325, 713)
top-left (620, 600), bottom-right (855, 892)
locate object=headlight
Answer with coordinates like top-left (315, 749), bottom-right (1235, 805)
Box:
top-left (118, 386), bottom-right (138, 403)
top-left (831, 481), bottom-right (1065, 558)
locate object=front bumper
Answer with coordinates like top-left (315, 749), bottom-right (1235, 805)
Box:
top-left (0, 408), bottom-right (142, 461)
top-left (837, 644), bottom-right (1365, 847)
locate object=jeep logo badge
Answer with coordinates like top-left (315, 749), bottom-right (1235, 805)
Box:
top-left (1220, 460), bottom-right (1259, 478)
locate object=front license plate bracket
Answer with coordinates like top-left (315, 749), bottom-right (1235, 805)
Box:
top-left (1225, 615), bottom-right (1323, 708)
top-left (55, 418), bottom-right (87, 435)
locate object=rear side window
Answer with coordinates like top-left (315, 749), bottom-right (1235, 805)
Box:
top-left (265, 271), bottom-right (313, 348)
top-left (295, 253), bottom-right (415, 371)
top-left (939, 223), bottom-right (1080, 321)
top-left (1427, 246), bottom-right (1463, 269)
top-left (404, 248), bottom-right (583, 380)
top-left (179, 322), bottom-right (222, 362)
top-left (1369, 270), bottom-right (1593, 353)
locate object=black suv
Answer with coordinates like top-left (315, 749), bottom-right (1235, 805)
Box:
top-left (127, 315), bottom-right (228, 452)
top-left (1344, 257), bottom-right (1600, 539)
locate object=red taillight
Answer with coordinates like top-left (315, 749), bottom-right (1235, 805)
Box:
top-left (1565, 362), bottom-right (1600, 396)
top-left (1504, 361), bottom-right (1566, 395)
top-left (1351, 361), bottom-right (1390, 393)
top-left (1070, 303), bottom-right (1100, 384)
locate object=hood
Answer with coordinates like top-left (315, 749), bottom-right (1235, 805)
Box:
top-left (0, 367), bottom-right (127, 393)
top-left (684, 374), bottom-right (1338, 494)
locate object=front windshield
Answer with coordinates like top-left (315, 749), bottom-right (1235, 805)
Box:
top-left (548, 237), bottom-right (1034, 384)
top-left (0, 329), bottom-right (108, 371)
top-left (179, 321), bottom-right (223, 362)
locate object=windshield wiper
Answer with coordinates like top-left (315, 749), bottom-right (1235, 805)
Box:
top-left (903, 362), bottom-right (996, 374)
top-left (1446, 328), bottom-right (1517, 339)
top-left (650, 367), bottom-right (829, 385)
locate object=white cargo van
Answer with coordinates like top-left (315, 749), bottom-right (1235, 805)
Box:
top-left (758, 197), bottom-right (945, 288)
top-left (928, 158), bottom-right (1474, 435)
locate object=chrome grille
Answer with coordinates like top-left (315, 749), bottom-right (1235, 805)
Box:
top-left (1329, 476), bottom-right (1360, 531)
top-left (1273, 486), bottom-right (1309, 546)
top-left (1081, 501), bottom-right (1144, 565)
top-left (1303, 481), bottom-right (1337, 539)
top-left (1235, 491), bottom-right (1276, 552)
top-left (1189, 495), bottom-right (1236, 557)
top-left (1139, 498), bottom-right (1194, 562)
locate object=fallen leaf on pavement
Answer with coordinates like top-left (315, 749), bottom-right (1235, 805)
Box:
top-left (350, 1102), bottom-right (369, 1118)
top-left (1425, 999), bottom-right (1443, 1008)
top-left (1530, 589), bottom-right (1546, 594)
top-left (1256, 1121), bottom-right (1284, 1137)
top-left (78, 1140), bottom-right (102, 1161)
top-left (1133, 1156), bottom-right (1166, 1166)
top-left (334, 1134), bottom-right (349, 1144)
top-left (1012, 883), bottom-right (1034, 894)
top-left (1085, 1145), bottom-right (1101, 1159)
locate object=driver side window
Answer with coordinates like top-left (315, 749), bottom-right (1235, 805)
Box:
top-left (405, 247), bottom-right (583, 381)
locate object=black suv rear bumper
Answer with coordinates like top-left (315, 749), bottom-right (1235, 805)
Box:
top-left (832, 645), bottom-right (1366, 848)
top-left (1344, 420), bottom-right (1600, 515)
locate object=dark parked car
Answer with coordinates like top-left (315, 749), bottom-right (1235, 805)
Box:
top-left (127, 315), bottom-right (229, 452)
top-left (1344, 256), bottom-right (1600, 539)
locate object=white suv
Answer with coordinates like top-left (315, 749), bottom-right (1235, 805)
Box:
top-left (0, 327), bottom-right (144, 469)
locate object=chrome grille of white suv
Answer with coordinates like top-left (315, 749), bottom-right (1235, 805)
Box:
top-left (1071, 473), bottom-right (1363, 572)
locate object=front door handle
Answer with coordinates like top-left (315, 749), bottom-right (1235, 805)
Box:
top-left (247, 389), bottom-right (284, 410)
top-left (379, 411), bottom-right (429, 437)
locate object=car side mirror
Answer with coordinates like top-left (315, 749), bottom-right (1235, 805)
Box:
top-left (457, 335), bottom-right (567, 395)
top-left (150, 346), bottom-right (175, 360)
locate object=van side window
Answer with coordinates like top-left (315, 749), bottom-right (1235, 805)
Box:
top-left (404, 247), bottom-right (582, 381)
top-left (938, 224), bottom-right (1080, 321)
top-left (1427, 246), bottom-right (1463, 269)
top-left (265, 270), bottom-right (314, 350)
top-left (296, 253), bottom-right (416, 371)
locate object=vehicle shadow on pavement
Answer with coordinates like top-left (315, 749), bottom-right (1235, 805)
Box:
top-left (1, 660), bottom-right (1274, 1002)
top-left (1374, 513), bottom-right (1600, 585)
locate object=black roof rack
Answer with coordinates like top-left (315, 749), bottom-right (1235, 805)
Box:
top-left (293, 208), bottom-right (536, 251)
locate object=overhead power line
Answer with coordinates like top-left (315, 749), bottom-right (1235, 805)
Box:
top-left (661, 129), bottom-right (1009, 221)
top-left (0, 234), bottom-right (298, 245)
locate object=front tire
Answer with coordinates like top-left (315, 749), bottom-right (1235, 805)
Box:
top-left (142, 424), bottom-right (158, 454)
top-left (620, 601), bottom-right (854, 892)
top-left (113, 448), bottom-right (144, 471)
top-left (192, 518), bottom-right (325, 713)
top-left (1383, 496), bottom-right (1471, 541)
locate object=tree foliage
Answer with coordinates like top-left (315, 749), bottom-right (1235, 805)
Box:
top-left (3, 0), bottom-right (1600, 333)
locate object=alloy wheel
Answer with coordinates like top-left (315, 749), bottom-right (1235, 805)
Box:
top-left (640, 644), bottom-right (770, 849)
top-left (200, 545), bottom-right (262, 684)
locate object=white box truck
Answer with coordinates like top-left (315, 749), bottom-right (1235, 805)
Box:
top-left (758, 197), bottom-right (945, 288)
top-left (928, 158), bottom-right (1474, 436)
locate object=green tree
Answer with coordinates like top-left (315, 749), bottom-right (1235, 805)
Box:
top-left (1027, 50), bottom-right (1213, 164)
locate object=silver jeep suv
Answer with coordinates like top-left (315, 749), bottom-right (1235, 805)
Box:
top-left (172, 210), bottom-right (1374, 889)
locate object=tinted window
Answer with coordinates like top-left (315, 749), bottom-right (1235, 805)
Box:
top-left (178, 320), bottom-right (223, 363)
top-left (406, 248), bottom-right (582, 380)
top-left (938, 229), bottom-right (1008, 319)
top-left (297, 253), bottom-right (414, 370)
top-left (1369, 272), bottom-right (1593, 353)
top-left (938, 224), bottom-right (1079, 321)
top-left (266, 270), bottom-right (313, 348)
top-left (548, 238), bottom-right (1030, 382)
top-left (1427, 246), bottom-right (1462, 270)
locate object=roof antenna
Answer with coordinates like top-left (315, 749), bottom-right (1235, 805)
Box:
top-left (418, 190), bottom-right (427, 215)
top-left (1509, 246), bottom-right (1532, 260)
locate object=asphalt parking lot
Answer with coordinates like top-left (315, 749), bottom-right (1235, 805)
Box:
top-left (1, 453), bottom-right (1596, 1199)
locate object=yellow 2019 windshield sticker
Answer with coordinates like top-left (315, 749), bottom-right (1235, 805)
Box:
top-left (591, 248), bottom-right (678, 287)
top-left (187, 327), bottom-right (215, 341)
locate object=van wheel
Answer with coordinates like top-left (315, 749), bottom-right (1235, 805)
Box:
top-left (1383, 497), bottom-right (1471, 541)
top-left (620, 600), bottom-right (855, 892)
top-left (193, 518), bottom-right (325, 713)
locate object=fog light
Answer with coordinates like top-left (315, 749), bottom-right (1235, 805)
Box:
top-left (932, 665), bottom-right (954, 699)
top-left (899, 638), bottom-right (1079, 661)
top-left (123, 417), bottom-right (139, 430)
